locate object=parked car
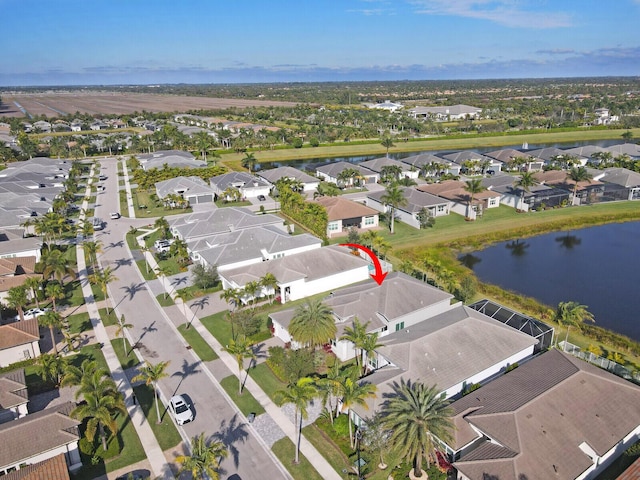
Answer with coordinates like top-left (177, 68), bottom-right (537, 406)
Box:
top-left (169, 395), bottom-right (194, 425)
top-left (154, 239), bottom-right (174, 253)
top-left (257, 194), bottom-right (266, 201)
top-left (98, 175), bottom-right (107, 181)
top-left (15, 307), bottom-right (50, 321)
top-left (110, 212), bottom-right (121, 219)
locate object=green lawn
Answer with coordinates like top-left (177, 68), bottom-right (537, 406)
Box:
top-left (156, 257), bottom-right (183, 276)
top-left (200, 311), bottom-right (233, 346)
top-left (99, 307), bottom-right (119, 327)
top-left (215, 200), bottom-right (252, 208)
top-left (302, 423), bottom-right (352, 476)
top-left (65, 312), bottom-right (92, 335)
top-left (111, 338), bottom-right (140, 370)
top-left (219, 375), bottom-right (265, 416)
top-left (271, 437), bottom-right (324, 480)
top-left (156, 293), bottom-right (175, 307)
top-left (136, 259), bottom-right (157, 280)
top-left (131, 189), bottom-right (192, 218)
top-left (177, 324), bottom-right (218, 361)
top-left (248, 362), bottom-right (286, 403)
top-left (119, 190), bottom-right (129, 217)
top-left (175, 283), bottom-right (222, 300)
top-left (133, 384), bottom-right (183, 451)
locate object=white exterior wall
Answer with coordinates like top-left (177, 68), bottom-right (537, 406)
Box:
top-left (303, 181), bottom-right (320, 192)
top-left (315, 171), bottom-right (336, 184)
top-left (284, 265), bottom-right (370, 303)
top-left (388, 299), bottom-right (459, 334)
top-left (240, 185), bottom-right (271, 199)
top-left (0, 248), bottom-right (42, 263)
top-left (441, 345), bottom-right (535, 399)
top-left (395, 209), bottom-right (420, 229)
top-left (577, 424), bottom-right (640, 480)
top-left (0, 341), bottom-right (40, 368)
top-left (0, 441), bottom-right (81, 474)
top-left (272, 319), bottom-right (293, 344)
top-left (327, 219), bottom-right (343, 237)
top-left (402, 169), bottom-right (420, 179)
top-left (500, 193), bottom-right (531, 212)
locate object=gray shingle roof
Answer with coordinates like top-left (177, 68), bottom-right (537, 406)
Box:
top-left (315, 161), bottom-right (378, 179)
top-left (155, 176), bottom-right (215, 199)
top-left (358, 157), bottom-right (412, 173)
top-left (137, 149), bottom-right (206, 170)
top-left (367, 187), bottom-right (448, 213)
top-left (209, 171), bottom-right (270, 191)
top-left (257, 166), bottom-right (318, 185)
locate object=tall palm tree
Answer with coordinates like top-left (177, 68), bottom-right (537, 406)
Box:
top-left (567, 166), bottom-right (593, 205)
top-left (132, 360), bottom-right (170, 424)
top-left (274, 377), bottom-right (318, 464)
top-left (381, 380), bottom-right (454, 478)
top-left (220, 287), bottom-right (242, 312)
top-left (83, 240), bottom-right (103, 270)
top-left (71, 378), bottom-right (126, 451)
top-left (515, 171), bottom-right (540, 211)
top-left (89, 267), bottom-right (118, 315)
top-left (36, 353), bottom-right (68, 386)
top-left (340, 318), bottom-right (369, 371)
top-left (339, 376), bottom-right (377, 448)
top-left (45, 281), bottom-right (65, 312)
top-left (555, 301), bottom-right (595, 347)
top-left (176, 433), bottom-right (228, 480)
top-left (464, 178), bottom-right (485, 220)
top-left (361, 332), bottom-right (383, 376)
top-left (42, 249), bottom-right (76, 285)
top-left (381, 137), bottom-right (395, 157)
top-left (222, 336), bottom-right (256, 394)
top-left (6, 286), bottom-right (28, 322)
top-left (24, 276), bottom-right (42, 308)
top-left (39, 310), bottom-right (63, 355)
top-left (115, 315), bottom-right (133, 353)
top-left (241, 152), bottom-right (257, 172)
top-left (155, 265), bottom-right (173, 299)
top-left (289, 299), bottom-right (336, 350)
top-left (380, 184), bottom-right (407, 234)
top-left (260, 272), bottom-right (278, 304)
top-left (61, 359), bottom-right (103, 388)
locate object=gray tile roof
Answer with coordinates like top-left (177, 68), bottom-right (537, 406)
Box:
top-left (400, 153), bottom-right (452, 168)
top-left (155, 176), bottom-right (215, 199)
top-left (315, 161), bottom-right (378, 179)
top-left (0, 369), bottom-right (28, 410)
top-left (367, 187), bottom-right (448, 213)
top-left (604, 142), bottom-right (640, 157)
top-left (597, 167), bottom-right (640, 187)
top-left (220, 244), bottom-right (367, 286)
top-left (358, 157), bottom-right (413, 173)
top-left (190, 225), bottom-right (321, 269)
top-left (209, 171), bottom-right (270, 191)
top-left (441, 151), bottom-right (494, 164)
top-left (563, 145), bottom-right (608, 157)
top-left (452, 349), bottom-right (640, 480)
top-left (170, 207), bottom-right (283, 241)
top-left (137, 149), bottom-right (206, 170)
top-left (484, 148), bottom-right (533, 163)
top-left (257, 166), bottom-right (318, 185)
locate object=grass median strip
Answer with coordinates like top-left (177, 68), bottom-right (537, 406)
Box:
top-left (271, 437), bottom-right (324, 480)
top-left (219, 375), bottom-right (265, 417)
top-left (177, 323), bottom-right (218, 361)
top-left (133, 384), bottom-right (182, 451)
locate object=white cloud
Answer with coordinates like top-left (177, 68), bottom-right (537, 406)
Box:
top-left (409, 0), bottom-right (573, 28)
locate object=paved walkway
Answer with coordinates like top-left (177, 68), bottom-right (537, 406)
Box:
top-left (138, 235), bottom-right (342, 480)
top-left (78, 167), bottom-right (173, 480)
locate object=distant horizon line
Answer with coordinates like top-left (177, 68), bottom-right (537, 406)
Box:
top-left (2, 74), bottom-right (640, 90)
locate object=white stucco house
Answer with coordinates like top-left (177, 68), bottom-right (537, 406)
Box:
top-left (210, 172), bottom-right (271, 199)
top-left (312, 197), bottom-right (379, 237)
top-left (155, 176), bottom-right (216, 205)
top-left (221, 245), bottom-right (372, 307)
top-left (366, 187), bottom-right (450, 229)
top-left (257, 166), bottom-right (320, 192)
top-left (0, 320), bottom-right (41, 368)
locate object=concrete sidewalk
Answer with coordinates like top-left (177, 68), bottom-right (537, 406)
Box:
top-left (78, 168), bottom-right (173, 480)
top-left (139, 236), bottom-right (342, 480)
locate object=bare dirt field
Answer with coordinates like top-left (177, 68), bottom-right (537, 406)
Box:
top-left (0, 91), bottom-right (299, 118)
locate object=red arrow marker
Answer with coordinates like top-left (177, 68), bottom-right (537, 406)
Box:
top-left (340, 243), bottom-right (388, 285)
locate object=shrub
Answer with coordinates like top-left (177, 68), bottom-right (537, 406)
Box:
top-left (333, 414), bottom-right (353, 438)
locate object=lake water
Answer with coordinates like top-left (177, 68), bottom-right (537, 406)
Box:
top-left (257, 139), bottom-right (627, 172)
top-left (461, 221), bottom-right (640, 341)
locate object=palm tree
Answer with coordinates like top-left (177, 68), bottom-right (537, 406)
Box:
top-left (115, 315), bottom-right (133, 352)
top-left (36, 353), bottom-right (68, 386)
top-left (567, 166), bottom-right (593, 205)
top-left (155, 265), bottom-right (173, 299)
top-left (222, 336), bottom-right (256, 394)
top-left (45, 281), bottom-right (65, 312)
top-left (260, 272), bottom-right (278, 304)
top-left (220, 287), bottom-right (242, 312)
top-left (340, 318), bottom-right (369, 372)
top-left (61, 359), bottom-right (103, 388)
top-left (42, 249), bottom-right (76, 285)
top-left (6, 286), bottom-right (28, 322)
top-left (154, 216), bottom-right (170, 238)
top-left (274, 377), bottom-right (318, 464)
top-left (83, 240), bottom-right (103, 270)
top-left (515, 171), bottom-right (540, 211)
top-left (24, 276), bottom-right (42, 308)
top-left (289, 299), bottom-right (336, 350)
top-left (139, 245), bottom-right (152, 274)
top-left (132, 360), bottom-right (170, 424)
top-left (381, 137), bottom-right (395, 157)
top-left (241, 152), bottom-right (257, 172)
top-left (242, 280), bottom-right (261, 309)
top-left (40, 310), bottom-right (63, 355)
top-left (339, 376), bottom-right (377, 448)
top-left (176, 433), bottom-right (228, 480)
top-left (380, 184), bottom-right (407, 234)
top-left (381, 380), bottom-right (454, 478)
top-left (90, 267), bottom-right (118, 315)
top-left (71, 378), bottom-right (126, 451)
top-left (555, 301), bottom-right (595, 347)
top-left (361, 332), bottom-right (383, 376)
top-left (464, 178), bottom-right (485, 220)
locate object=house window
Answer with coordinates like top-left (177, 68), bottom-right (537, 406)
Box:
top-left (364, 216), bottom-right (375, 226)
top-left (437, 205), bottom-right (445, 213)
top-left (395, 321), bottom-right (405, 332)
top-left (328, 222), bottom-right (339, 231)
top-left (23, 350), bottom-right (31, 359)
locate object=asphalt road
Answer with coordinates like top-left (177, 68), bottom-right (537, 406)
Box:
top-left (93, 158), bottom-right (286, 480)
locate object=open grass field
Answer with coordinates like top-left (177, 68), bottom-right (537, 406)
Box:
top-left (0, 91), bottom-right (299, 118)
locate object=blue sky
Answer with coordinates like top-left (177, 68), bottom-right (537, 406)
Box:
top-left (2, 0), bottom-right (639, 86)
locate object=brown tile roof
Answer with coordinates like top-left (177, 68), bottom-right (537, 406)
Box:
top-left (452, 349), bottom-right (640, 480)
top-left (0, 273), bottom-right (42, 293)
top-left (0, 319), bottom-right (39, 350)
top-left (0, 368), bottom-right (28, 409)
top-left (533, 170), bottom-right (603, 191)
top-left (2, 453), bottom-right (70, 480)
top-left (0, 402), bottom-right (79, 469)
top-left (617, 455), bottom-right (640, 480)
top-left (312, 197), bottom-right (378, 221)
top-left (0, 256), bottom-right (37, 276)
top-left (417, 180), bottom-right (500, 204)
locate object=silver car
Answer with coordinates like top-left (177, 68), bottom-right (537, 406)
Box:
top-left (169, 395), bottom-right (194, 425)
